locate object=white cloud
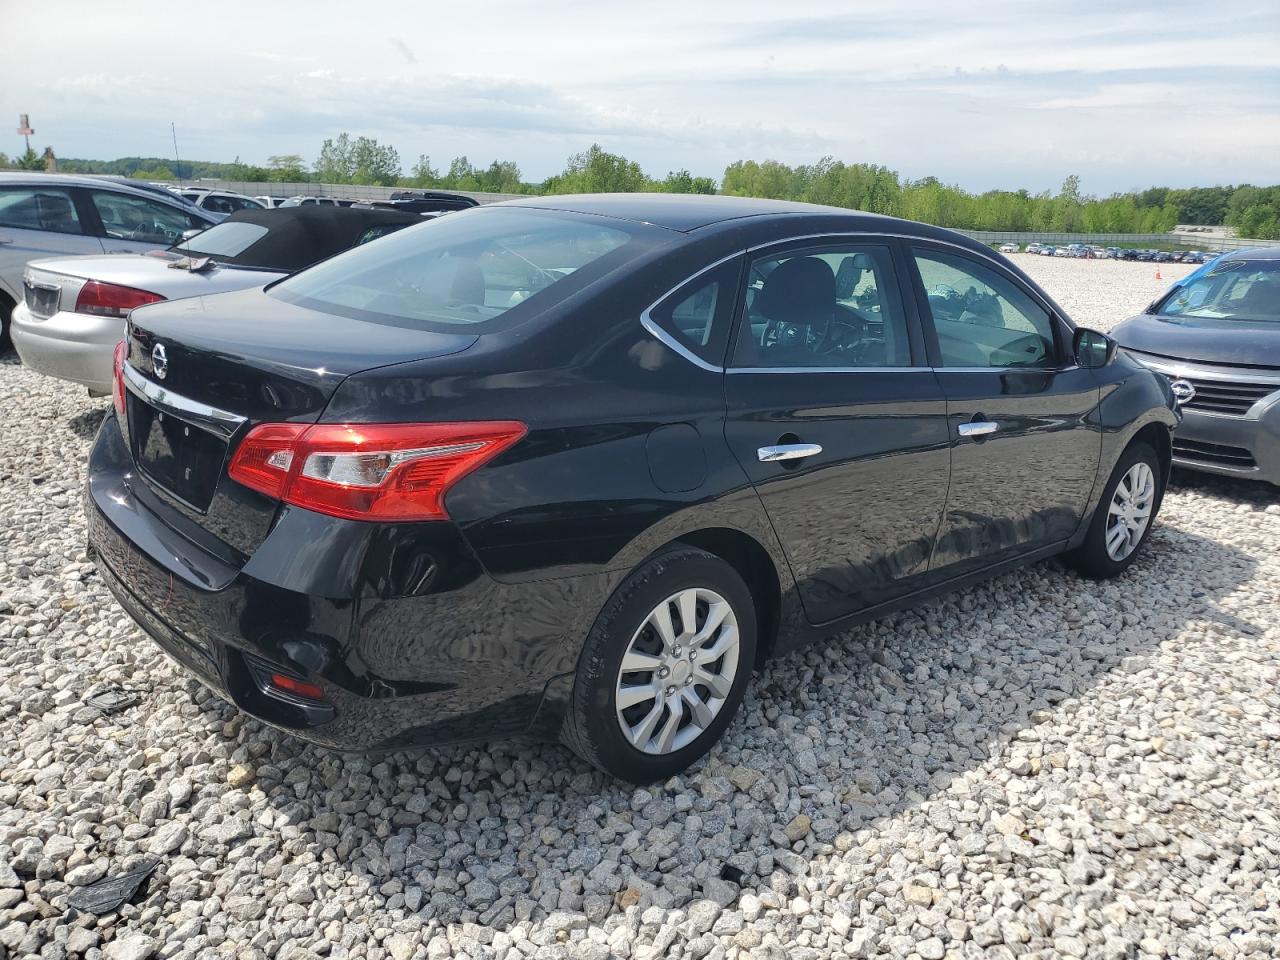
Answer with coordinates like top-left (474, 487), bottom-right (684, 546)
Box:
top-left (3, 0), bottom-right (1277, 192)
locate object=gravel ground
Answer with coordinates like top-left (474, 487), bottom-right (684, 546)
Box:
top-left (2, 257), bottom-right (1279, 960)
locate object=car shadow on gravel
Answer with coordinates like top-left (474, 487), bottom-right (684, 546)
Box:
top-left (1170, 466), bottom-right (1279, 505)
top-left (67, 407), bottom-right (107, 440)
top-left (165, 515), bottom-right (1258, 930)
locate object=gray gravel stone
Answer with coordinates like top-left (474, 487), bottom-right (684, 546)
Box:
top-left (1, 258), bottom-right (1278, 959)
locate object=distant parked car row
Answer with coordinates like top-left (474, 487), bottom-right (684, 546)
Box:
top-left (1001, 242), bottom-right (1215, 264)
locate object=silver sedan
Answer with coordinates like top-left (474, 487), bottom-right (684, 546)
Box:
top-left (11, 205), bottom-right (420, 393)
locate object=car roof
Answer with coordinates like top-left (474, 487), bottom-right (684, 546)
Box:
top-left (0, 172), bottom-right (208, 209)
top-left (1217, 246), bottom-right (1280, 261)
top-left (177, 204), bottom-right (423, 271)
top-left (501, 193), bottom-right (911, 233)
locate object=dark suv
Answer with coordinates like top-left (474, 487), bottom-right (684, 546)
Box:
top-left (87, 195), bottom-right (1178, 782)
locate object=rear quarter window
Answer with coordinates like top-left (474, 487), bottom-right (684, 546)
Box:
top-left (644, 259), bottom-right (741, 367)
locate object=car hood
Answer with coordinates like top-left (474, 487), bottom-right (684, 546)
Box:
top-left (1111, 312), bottom-right (1280, 368)
top-left (29, 252), bottom-right (284, 300)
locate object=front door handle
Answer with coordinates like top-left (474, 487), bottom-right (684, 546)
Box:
top-left (758, 443), bottom-right (823, 462)
top-left (958, 421), bottom-right (998, 438)
top-left (0, 237), bottom-right (13, 245)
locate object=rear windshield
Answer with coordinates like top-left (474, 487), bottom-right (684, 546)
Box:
top-left (1158, 259), bottom-right (1280, 322)
top-left (173, 221), bottom-right (269, 259)
top-left (269, 207), bottom-right (648, 331)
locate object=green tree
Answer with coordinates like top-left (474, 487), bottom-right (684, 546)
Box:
top-left (15, 147), bottom-right (43, 171)
top-left (314, 134), bottom-right (400, 185)
top-left (314, 134), bottom-right (355, 182)
top-left (475, 160), bottom-right (524, 193)
top-left (410, 155), bottom-right (440, 187)
top-left (131, 165), bottom-right (175, 180)
top-left (350, 137), bottom-right (401, 185)
top-left (656, 169), bottom-right (716, 194)
top-left (542, 144), bottom-right (649, 194)
top-left (267, 154), bottom-right (307, 182)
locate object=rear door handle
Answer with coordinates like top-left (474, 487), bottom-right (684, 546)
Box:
top-left (758, 443), bottom-right (823, 462)
top-left (958, 421), bottom-right (998, 438)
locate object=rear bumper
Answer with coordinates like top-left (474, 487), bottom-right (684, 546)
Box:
top-left (85, 413), bottom-right (597, 751)
top-left (10, 302), bottom-right (119, 392)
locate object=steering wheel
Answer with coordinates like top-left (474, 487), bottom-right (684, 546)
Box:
top-left (762, 317), bottom-right (825, 353)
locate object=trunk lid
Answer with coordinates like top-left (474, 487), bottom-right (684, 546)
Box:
top-left (121, 287), bottom-right (479, 555)
top-left (126, 287), bottom-right (479, 421)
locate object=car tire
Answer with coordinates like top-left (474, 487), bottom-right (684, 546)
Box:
top-left (1065, 441), bottom-right (1163, 580)
top-left (0, 295), bottom-right (12, 353)
top-left (562, 546), bottom-right (757, 783)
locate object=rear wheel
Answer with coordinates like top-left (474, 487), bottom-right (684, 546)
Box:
top-left (1066, 441), bottom-right (1162, 579)
top-left (0, 294), bottom-right (13, 353)
top-left (563, 547), bottom-right (756, 783)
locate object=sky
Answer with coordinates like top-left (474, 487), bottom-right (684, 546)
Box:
top-left (4, 0), bottom-right (1278, 195)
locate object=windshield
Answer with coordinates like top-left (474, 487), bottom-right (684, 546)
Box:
top-left (270, 206), bottom-right (647, 331)
top-left (171, 221), bottom-right (269, 260)
top-left (1158, 259), bottom-right (1280, 322)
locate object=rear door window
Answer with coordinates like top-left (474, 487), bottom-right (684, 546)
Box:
top-left (0, 186), bottom-right (84, 234)
top-left (731, 243), bottom-right (913, 369)
top-left (90, 191), bottom-right (203, 244)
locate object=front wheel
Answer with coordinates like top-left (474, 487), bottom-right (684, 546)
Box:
top-left (563, 547), bottom-right (756, 783)
top-left (1065, 441), bottom-right (1163, 579)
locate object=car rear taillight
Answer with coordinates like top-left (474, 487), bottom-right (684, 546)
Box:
top-left (75, 280), bottom-right (165, 318)
top-left (228, 421), bottom-right (527, 521)
top-left (268, 672), bottom-right (325, 701)
top-left (112, 341), bottom-right (127, 418)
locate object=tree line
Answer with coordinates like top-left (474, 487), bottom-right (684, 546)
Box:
top-left (19, 136), bottom-right (1280, 240)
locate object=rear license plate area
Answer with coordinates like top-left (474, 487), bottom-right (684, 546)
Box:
top-left (23, 281), bottom-right (59, 317)
top-left (128, 394), bottom-right (228, 511)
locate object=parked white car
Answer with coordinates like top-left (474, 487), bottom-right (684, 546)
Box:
top-left (280, 196), bottom-right (341, 207)
top-left (999, 242), bottom-right (1018, 254)
top-left (173, 189), bottom-right (266, 219)
top-left (0, 173), bottom-right (216, 349)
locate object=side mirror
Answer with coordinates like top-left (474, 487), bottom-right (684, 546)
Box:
top-left (1074, 327), bottom-right (1116, 368)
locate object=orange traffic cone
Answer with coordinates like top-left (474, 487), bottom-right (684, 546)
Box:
top-left (1155, 266), bottom-right (1162, 280)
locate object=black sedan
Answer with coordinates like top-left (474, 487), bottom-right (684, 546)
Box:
top-left (86, 195), bottom-right (1178, 782)
top-left (1113, 247), bottom-right (1280, 486)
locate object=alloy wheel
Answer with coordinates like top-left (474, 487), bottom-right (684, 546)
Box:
top-left (1105, 461), bottom-right (1156, 561)
top-left (614, 587), bottom-right (741, 755)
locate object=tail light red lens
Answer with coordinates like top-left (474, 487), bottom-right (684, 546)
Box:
top-left (268, 673), bottom-right (326, 701)
top-left (228, 421), bottom-right (527, 522)
top-left (75, 280), bottom-right (165, 318)
top-left (112, 340), bottom-right (127, 417)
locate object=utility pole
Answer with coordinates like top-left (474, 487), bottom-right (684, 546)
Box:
top-left (17, 114), bottom-right (33, 154)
